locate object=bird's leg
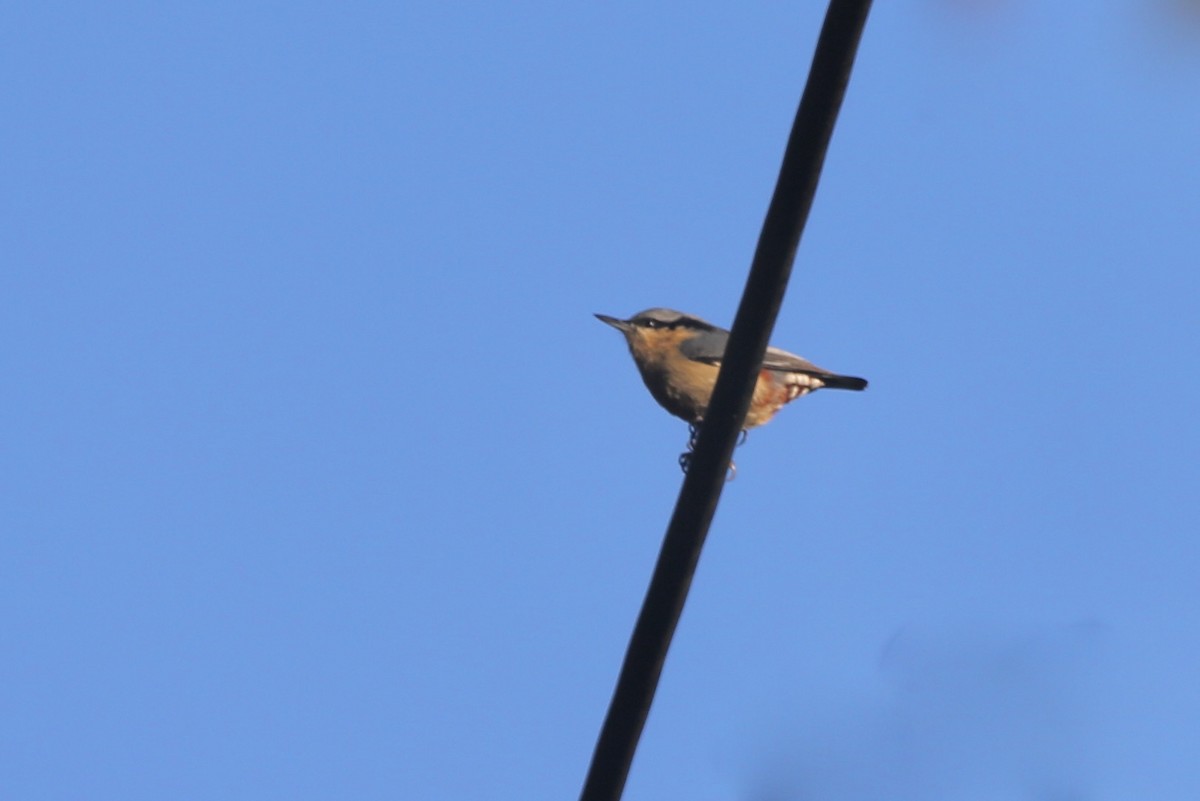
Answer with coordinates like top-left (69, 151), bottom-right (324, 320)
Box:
top-left (737, 429), bottom-right (748, 447)
top-left (680, 423), bottom-right (699, 474)
top-left (678, 421), bottom-right (737, 481)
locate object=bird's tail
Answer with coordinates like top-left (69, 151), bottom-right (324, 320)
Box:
top-left (821, 374), bottom-right (868, 391)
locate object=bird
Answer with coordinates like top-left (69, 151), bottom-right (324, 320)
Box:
top-left (595, 308), bottom-right (867, 431)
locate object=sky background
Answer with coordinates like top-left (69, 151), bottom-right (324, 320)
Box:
top-left (3, 1), bottom-right (1199, 799)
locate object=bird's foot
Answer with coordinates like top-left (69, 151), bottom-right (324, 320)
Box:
top-left (678, 447), bottom-right (736, 481)
top-left (688, 423), bottom-right (746, 450)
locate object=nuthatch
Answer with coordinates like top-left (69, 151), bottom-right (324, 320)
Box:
top-left (595, 308), bottom-right (867, 431)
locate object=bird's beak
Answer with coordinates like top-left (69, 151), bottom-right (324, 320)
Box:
top-left (594, 313), bottom-right (632, 333)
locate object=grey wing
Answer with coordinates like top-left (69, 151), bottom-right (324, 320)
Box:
top-left (684, 331), bottom-right (868, 390)
top-left (761, 345), bottom-right (830, 376)
top-left (681, 331), bottom-right (829, 375)
top-left (678, 329), bottom-right (732, 363)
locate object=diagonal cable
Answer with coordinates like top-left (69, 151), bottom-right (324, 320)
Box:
top-left (578, 3), bottom-right (875, 800)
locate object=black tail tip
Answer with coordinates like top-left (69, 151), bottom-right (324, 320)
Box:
top-left (826, 375), bottom-right (868, 391)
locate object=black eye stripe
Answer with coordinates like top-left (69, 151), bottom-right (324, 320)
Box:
top-left (640, 319), bottom-right (679, 330)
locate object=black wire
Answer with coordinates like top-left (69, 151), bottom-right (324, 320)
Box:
top-left (577, 3), bottom-right (875, 800)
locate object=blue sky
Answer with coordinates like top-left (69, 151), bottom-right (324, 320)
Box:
top-left (3, 2), bottom-right (1199, 799)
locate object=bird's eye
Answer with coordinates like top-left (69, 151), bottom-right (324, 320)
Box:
top-left (642, 319), bottom-right (662, 329)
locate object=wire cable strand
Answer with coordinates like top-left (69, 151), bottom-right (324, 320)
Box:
top-left (578, 3), bottom-right (875, 800)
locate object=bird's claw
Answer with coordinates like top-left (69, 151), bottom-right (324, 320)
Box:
top-left (679, 435), bottom-right (736, 482)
